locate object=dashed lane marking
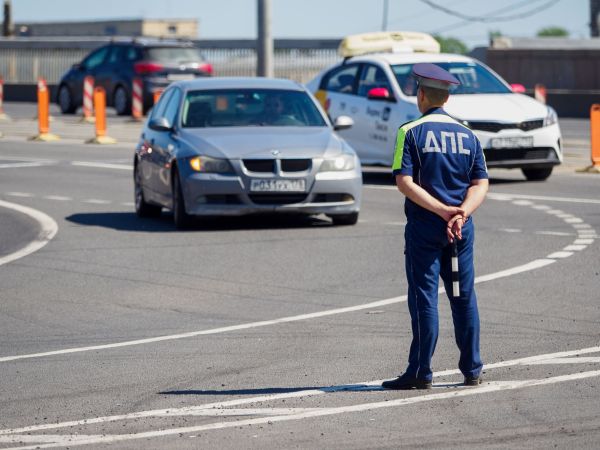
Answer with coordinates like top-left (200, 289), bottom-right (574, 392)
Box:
top-left (0, 200), bottom-right (58, 268)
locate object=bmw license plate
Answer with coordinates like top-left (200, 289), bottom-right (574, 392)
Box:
top-left (488, 136), bottom-right (533, 148)
top-left (250, 179), bottom-right (306, 192)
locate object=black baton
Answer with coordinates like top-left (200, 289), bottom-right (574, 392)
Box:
top-left (451, 239), bottom-right (460, 298)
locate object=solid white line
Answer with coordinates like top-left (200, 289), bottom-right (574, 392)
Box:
top-left (473, 259), bottom-right (554, 283)
top-left (574, 239), bottom-right (594, 245)
top-left (512, 200), bottom-right (533, 206)
top-left (0, 200), bottom-right (58, 268)
top-left (527, 357), bottom-right (600, 365)
top-left (1, 346), bottom-right (598, 438)
top-left (5, 370), bottom-right (600, 449)
top-left (564, 217), bottom-right (583, 224)
top-left (71, 161), bottom-right (132, 171)
top-left (498, 228), bottom-right (521, 233)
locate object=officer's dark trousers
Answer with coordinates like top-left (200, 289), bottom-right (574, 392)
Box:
top-left (404, 216), bottom-right (482, 382)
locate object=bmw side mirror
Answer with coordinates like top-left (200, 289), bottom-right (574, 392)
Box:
top-left (333, 115), bottom-right (354, 131)
top-left (149, 117), bottom-right (173, 132)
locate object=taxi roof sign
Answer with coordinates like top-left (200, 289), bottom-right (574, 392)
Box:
top-left (338, 31), bottom-right (440, 58)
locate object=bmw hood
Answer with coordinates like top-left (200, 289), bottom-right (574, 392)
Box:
top-left (178, 127), bottom-right (346, 160)
top-left (444, 94), bottom-right (549, 123)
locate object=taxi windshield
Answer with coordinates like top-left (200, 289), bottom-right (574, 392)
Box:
top-left (392, 62), bottom-right (512, 96)
top-left (181, 88), bottom-right (327, 128)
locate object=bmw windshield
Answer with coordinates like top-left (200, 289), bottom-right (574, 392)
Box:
top-left (392, 62), bottom-right (512, 96)
top-left (182, 89), bottom-right (328, 128)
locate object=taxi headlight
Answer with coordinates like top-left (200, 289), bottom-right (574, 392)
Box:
top-left (189, 156), bottom-right (234, 174)
top-left (319, 153), bottom-right (355, 172)
top-left (543, 107), bottom-right (558, 127)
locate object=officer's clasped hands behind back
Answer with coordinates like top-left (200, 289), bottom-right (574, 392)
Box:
top-left (382, 63), bottom-right (489, 391)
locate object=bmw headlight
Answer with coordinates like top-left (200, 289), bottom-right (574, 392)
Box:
top-left (189, 156), bottom-right (234, 174)
top-left (543, 106), bottom-right (558, 127)
top-left (319, 153), bottom-right (355, 172)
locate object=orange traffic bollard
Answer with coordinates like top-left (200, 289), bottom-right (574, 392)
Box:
top-left (0, 75), bottom-right (10, 121)
top-left (534, 83), bottom-right (547, 104)
top-left (589, 104), bottom-right (600, 169)
top-left (153, 89), bottom-right (163, 105)
top-left (29, 78), bottom-right (59, 141)
top-left (86, 87), bottom-right (116, 144)
top-left (131, 77), bottom-right (143, 121)
top-left (81, 75), bottom-right (95, 123)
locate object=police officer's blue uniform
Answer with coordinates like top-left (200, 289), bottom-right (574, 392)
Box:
top-left (383, 63), bottom-right (488, 389)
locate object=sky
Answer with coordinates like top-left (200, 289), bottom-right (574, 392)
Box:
top-left (12, 0), bottom-right (590, 49)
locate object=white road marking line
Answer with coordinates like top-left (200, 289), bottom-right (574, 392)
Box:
top-left (547, 251), bottom-right (573, 259)
top-left (573, 224), bottom-right (592, 229)
top-left (527, 357), bottom-right (600, 365)
top-left (5, 192), bottom-right (33, 198)
top-left (0, 162), bottom-right (54, 169)
top-left (574, 239), bottom-right (594, 245)
top-left (535, 231), bottom-right (573, 237)
top-left (577, 229), bottom-right (596, 235)
top-left (564, 217), bottom-right (583, 224)
top-left (4, 370), bottom-right (600, 449)
top-left (82, 199), bottom-right (111, 205)
top-left (498, 228), bottom-right (521, 233)
top-left (532, 205), bottom-right (551, 210)
top-left (43, 195), bottom-right (71, 201)
top-left (0, 254), bottom-right (561, 364)
top-left (546, 209), bottom-right (564, 215)
top-left (2, 346), bottom-right (598, 438)
top-left (383, 221), bottom-right (406, 226)
top-left (563, 244), bottom-right (587, 251)
top-left (512, 200), bottom-right (533, 206)
top-left (0, 200), bottom-right (58, 268)
top-left (556, 213), bottom-right (574, 219)
top-left (365, 186), bottom-right (600, 205)
top-left (487, 192), bottom-right (600, 205)
top-left (121, 202), bottom-right (134, 207)
top-left (71, 161), bottom-right (132, 171)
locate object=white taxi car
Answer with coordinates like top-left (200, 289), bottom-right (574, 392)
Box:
top-left (306, 32), bottom-right (562, 181)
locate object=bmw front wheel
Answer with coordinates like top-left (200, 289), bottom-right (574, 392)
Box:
top-left (172, 170), bottom-right (192, 229)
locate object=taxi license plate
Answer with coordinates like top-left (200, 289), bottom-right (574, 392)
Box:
top-left (488, 136), bottom-right (533, 149)
top-left (250, 179), bottom-right (306, 192)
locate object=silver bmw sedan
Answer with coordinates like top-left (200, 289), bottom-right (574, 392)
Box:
top-left (134, 77), bottom-right (362, 228)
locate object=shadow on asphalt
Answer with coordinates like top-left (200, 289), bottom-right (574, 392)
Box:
top-left (65, 211), bottom-right (333, 232)
top-left (159, 384), bottom-right (384, 396)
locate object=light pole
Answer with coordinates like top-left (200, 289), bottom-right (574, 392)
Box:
top-left (257, 0), bottom-right (273, 77)
top-left (3, 0), bottom-right (13, 37)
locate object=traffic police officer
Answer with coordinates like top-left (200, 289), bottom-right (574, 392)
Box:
top-left (382, 63), bottom-right (489, 390)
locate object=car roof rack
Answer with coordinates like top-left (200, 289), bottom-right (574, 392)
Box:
top-left (339, 31), bottom-right (440, 60)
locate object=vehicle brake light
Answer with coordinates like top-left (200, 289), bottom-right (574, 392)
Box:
top-left (134, 62), bottom-right (164, 75)
top-left (198, 63), bottom-right (213, 75)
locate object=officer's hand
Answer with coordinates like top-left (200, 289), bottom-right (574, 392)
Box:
top-left (440, 206), bottom-right (465, 223)
top-left (447, 214), bottom-right (464, 243)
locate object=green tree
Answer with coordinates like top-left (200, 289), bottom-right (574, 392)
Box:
top-left (537, 26), bottom-right (569, 37)
top-left (433, 35), bottom-right (469, 54)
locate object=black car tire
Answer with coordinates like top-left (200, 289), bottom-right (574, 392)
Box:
top-left (522, 167), bottom-right (553, 181)
top-left (329, 212), bottom-right (359, 226)
top-left (134, 165), bottom-right (162, 217)
top-left (172, 169), bottom-right (192, 229)
top-left (114, 86), bottom-right (130, 116)
top-left (58, 84), bottom-right (76, 114)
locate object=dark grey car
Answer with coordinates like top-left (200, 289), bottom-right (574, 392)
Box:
top-left (133, 77), bottom-right (362, 229)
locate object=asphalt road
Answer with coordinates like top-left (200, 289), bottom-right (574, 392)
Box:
top-left (0, 106), bottom-right (599, 449)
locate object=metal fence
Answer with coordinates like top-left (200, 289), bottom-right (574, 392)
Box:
top-left (0, 37), bottom-right (341, 84)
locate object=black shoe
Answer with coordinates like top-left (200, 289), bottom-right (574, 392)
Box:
top-left (464, 375), bottom-right (481, 386)
top-left (381, 374), bottom-right (432, 390)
